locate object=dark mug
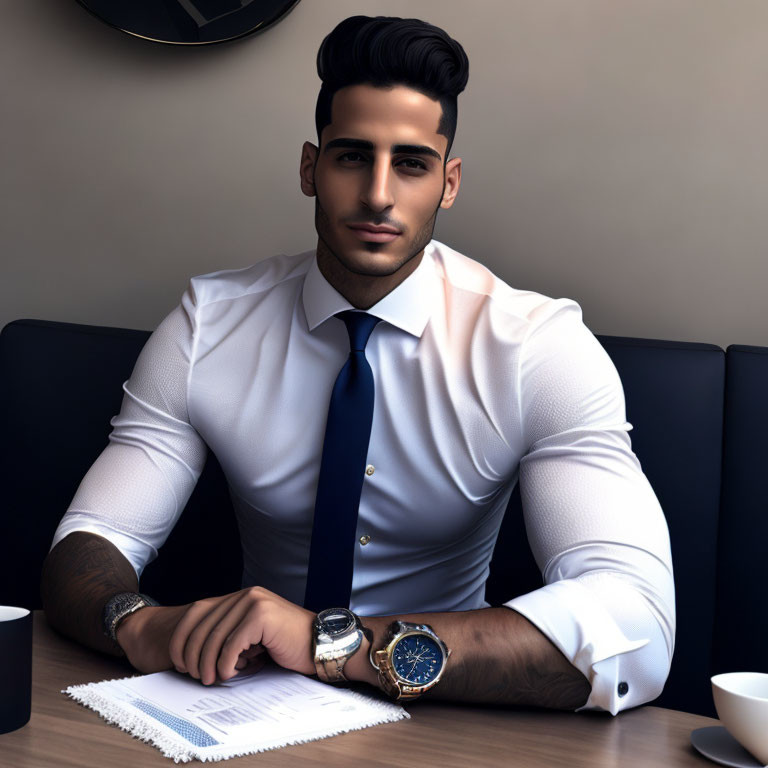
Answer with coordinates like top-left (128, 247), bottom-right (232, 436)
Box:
top-left (0, 606), bottom-right (32, 734)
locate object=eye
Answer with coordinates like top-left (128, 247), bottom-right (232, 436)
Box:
top-left (397, 158), bottom-right (428, 171)
top-left (337, 151), bottom-right (367, 163)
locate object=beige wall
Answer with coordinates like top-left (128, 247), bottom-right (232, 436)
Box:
top-left (3, 0), bottom-right (767, 348)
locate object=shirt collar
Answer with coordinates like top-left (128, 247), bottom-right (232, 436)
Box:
top-left (302, 241), bottom-right (437, 338)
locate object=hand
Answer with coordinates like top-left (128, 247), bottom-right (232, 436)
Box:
top-left (168, 586), bottom-right (316, 686)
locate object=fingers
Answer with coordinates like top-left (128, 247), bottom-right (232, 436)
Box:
top-left (236, 653), bottom-right (267, 677)
top-left (169, 592), bottom-right (242, 680)
top-left (197, 595), bottom-right (265, 685)
top-left (235, 644), bottom-right (264, 667)
top-left (168, 587), bottom-right (304, 686)
top-left (214, 602), bottom-right (278, 683)
top-left (219, 642), bottom-right (266, 682)
top-left (226, 646), bottom-right (267, 680)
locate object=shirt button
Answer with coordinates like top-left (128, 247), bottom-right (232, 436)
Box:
top-left (365, 464), bottom-right (375, 476)
top-left (359, 534), bottom-right (371, 546)
top-left (618, 682), bottom-right (629, 697)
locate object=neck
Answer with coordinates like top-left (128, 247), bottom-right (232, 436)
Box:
top-left (315, 242), bottom-right (424, 310)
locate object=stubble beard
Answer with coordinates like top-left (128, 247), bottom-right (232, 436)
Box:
top-left (313, 191), bottom-right (443, 279)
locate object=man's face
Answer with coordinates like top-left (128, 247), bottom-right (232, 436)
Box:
top-left (301, 84), bottom-right (460, 279)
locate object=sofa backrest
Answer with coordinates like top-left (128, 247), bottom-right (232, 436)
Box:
top-left (0, 319), bottom-right (733, 716)
top-left (712, 345), bottom-right (768, 679)
top-left (487, 336), bottom-right (725, 717)
top-left (0, 320), bottom-right (242, 609)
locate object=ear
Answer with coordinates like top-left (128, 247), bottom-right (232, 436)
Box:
top-left (440, 157), bottom-right (462, 209)
top-left (300, 141), bottom-right (319, 197)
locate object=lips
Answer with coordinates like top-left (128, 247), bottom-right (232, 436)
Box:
top-left (348, 224), bottom-right (401, 243)
top-left (349, 223), bottom-right (400, 234)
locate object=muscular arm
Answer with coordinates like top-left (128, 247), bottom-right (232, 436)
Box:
top-left (40, 531), bottom-right (138, 657)
top-left (346, 606), bottom-right (591, 710)
top-left (100, 584), bottom-right (588, 712)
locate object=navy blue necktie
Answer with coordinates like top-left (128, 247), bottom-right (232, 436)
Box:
top-left (304, 311), bottom-right (381, 612)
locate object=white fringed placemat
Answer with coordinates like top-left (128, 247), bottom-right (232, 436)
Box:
top-left (63, 665), bottom-right (409, 763)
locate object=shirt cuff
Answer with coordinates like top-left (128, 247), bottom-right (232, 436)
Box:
top-left (504, 579), bottom-right (649, 715)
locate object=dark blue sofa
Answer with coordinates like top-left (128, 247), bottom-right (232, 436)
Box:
top-left (1, 318), bottom-right (765, 718)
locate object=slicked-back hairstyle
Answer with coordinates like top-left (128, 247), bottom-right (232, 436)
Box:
top-left (315, 15), bottom-right (469, 160)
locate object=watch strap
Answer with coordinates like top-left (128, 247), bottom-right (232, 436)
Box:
top-left (374, 647), bottom-right (425, 700)
top-left (316, 652), bottom-right (351, 683)
top-left (103, 591), bottom-right (160, 644)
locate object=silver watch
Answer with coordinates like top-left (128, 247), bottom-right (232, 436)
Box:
top-left (312, 607), bottom-right (367, 683)
top-left (103, 591), bottom-right (160, 643)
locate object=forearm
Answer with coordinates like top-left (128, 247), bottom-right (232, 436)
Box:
top-left (347, 606), bottom-right (591, 710)
top-left (40, 531), bottom-right (139, 657)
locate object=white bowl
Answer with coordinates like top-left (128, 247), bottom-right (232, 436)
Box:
top-left (712, 672), bottom-right (768, 765)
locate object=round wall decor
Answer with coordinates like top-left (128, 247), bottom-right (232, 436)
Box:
top-left (77, 0), bottom-right (302, 45)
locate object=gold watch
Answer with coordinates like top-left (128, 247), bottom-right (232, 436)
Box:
top-left (370, 620), bottom-right (450, 700)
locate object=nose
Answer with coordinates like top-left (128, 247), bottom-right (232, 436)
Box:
top-left (360, 155), bottom-right (395, 212)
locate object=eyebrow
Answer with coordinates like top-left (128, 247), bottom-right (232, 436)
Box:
top-left (323, 137), bottom-right (442, 162)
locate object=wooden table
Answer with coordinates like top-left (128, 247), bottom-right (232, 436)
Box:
top-left (0, 612), bottom-right (720, 767)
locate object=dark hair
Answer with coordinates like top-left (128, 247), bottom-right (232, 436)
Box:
top-left (315, 15), bottom-right (469, 160)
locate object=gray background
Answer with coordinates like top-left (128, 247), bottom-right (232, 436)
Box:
top-left (3, 0), bottom-right (767, 348)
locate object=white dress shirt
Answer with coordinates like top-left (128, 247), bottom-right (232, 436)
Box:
top-left (50, 239), bottom-right (675, 715)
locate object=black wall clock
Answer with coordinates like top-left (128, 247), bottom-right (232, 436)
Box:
top-left (76, 0), bottom-right (302, 45)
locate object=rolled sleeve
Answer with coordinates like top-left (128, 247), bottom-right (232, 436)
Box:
top-left (49, 284), bottom-right (208, 582)
top-left (49, 516), bottom-right (159, 582)
top-left (509, 300), bottom-right (676, 714)
top-left (505, 570), bottom-right (671, 714)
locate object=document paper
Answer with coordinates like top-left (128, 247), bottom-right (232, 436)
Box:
top-left (63, 664), bottom-right (409, 763)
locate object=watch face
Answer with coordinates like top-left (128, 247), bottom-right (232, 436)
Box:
top-left (317, 608), bottom-right (355, 637)
top-left (392, 633), bottom-right (444, 685)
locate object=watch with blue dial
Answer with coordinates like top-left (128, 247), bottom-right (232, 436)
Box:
top-left (371, 620), bottom-right (450, 700)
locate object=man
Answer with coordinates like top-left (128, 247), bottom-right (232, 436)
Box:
top-left (42, 15), bottom-right (674, 715)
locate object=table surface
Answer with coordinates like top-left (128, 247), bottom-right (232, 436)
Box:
top-left (0, 611), bottom-right (721, 767)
